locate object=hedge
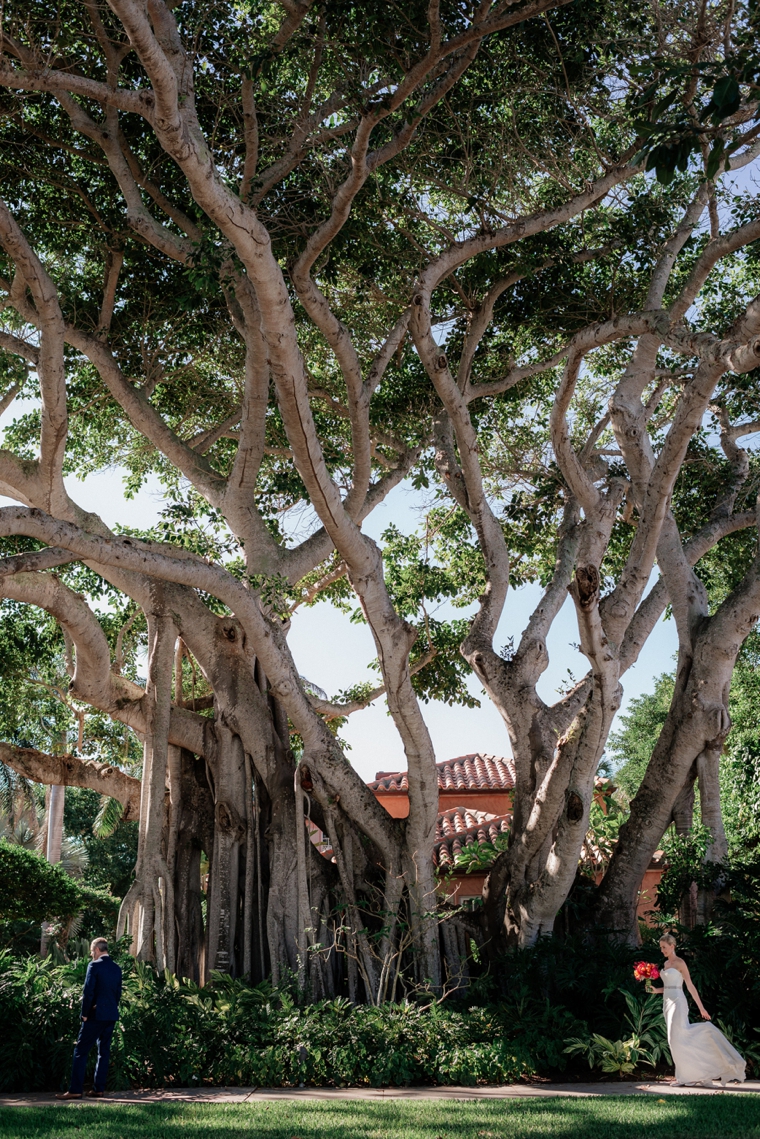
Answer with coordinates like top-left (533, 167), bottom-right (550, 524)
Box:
top-left (0, 839), bottom-right (116, 924)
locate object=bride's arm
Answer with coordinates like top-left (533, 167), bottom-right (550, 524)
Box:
top-left (680, 964), bottom-right (711, 1020)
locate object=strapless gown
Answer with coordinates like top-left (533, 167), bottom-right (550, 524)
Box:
top-left (661, 968), bottom-right (746, 1085)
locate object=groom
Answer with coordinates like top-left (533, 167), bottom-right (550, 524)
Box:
top-left (56, 938), bottom-right (123, 1100)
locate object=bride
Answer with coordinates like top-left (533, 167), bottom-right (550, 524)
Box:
top-left (650, 932), bottom-right (746, 1087)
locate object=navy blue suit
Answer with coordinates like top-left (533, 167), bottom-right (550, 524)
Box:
top-left (69, 955), bottom-right (123, 1094)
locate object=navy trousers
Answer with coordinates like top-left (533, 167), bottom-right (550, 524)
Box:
top-left (69, 1018), bottom-right (116, 1094)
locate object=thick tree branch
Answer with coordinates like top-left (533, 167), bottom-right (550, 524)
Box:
top-left (0, 200), bottom-right (67, 512)
top-left (0, 741), bottom-right (141, 821)
top-left (0, 508), bottom-right (398, 853)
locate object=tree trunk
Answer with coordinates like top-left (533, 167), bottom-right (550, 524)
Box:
top-left (672, 766), bottom-right (697, 929)
top-left (117, 609), bottom-right (177, 969)
top-left (40, 783), bottom-right (65, 956)
top-left (698, 745), bottom-right (728, 863)
top-left (205, 725), bottom-right (247, 975)
top-left (46, 783), bottom-right (65, 864)
top-left (594, 614), bottom-right (738, 940)
top-left (173, 748), bottom-right (214, 982)
top-left (696, 744), bottom-right (729, 925)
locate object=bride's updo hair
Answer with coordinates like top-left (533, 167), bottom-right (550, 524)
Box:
top-left (659, 932), bottom-right (677, 947)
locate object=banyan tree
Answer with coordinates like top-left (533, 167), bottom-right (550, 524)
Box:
top-left (0, 0), bottom-right (759, 993)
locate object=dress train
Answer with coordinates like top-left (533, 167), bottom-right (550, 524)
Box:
top-left (661, 968), bottom-right (745, 1086)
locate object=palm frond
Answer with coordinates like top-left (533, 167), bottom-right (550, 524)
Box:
top-left (93, 795), bottom-right (124, 839)
top-left (60, 836), bottom-right (89, 879)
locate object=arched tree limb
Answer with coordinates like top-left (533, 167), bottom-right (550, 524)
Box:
top-left (0, 741), bottom-right (140, 819)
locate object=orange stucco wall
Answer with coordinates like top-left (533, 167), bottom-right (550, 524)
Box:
top-left (438, 873), bottom-right (488, 903)
top-left (374, 789), bottom-right (513, 819)
top-left (374, 792), bottom-right (410, 818)
top-left (441, 866), bottom-right (665, 916)
top-left (637, 868), bottom-right (663, 924)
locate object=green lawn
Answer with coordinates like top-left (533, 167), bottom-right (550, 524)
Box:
top-left (1, 1097), bottom-right (760, 1139)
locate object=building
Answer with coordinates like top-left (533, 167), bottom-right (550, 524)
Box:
top-left (309, 752), bottom-right (663, 919)
top-left (368, 754), bottom-right (664, 919)
top-left (368, 753), bottom-right (514, 904)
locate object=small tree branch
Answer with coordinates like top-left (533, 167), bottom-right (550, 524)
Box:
top-left (98, 249), bottom-right (125, 334)
top-left (0, 330), bottom-right (39, 364)
top-left (239, 77), bottom-right (259, 200)
top-left (308, 646), bottom-right (438, 720)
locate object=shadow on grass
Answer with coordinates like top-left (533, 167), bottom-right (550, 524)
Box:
top-left (2, 1097), bottom-right (760, 1139)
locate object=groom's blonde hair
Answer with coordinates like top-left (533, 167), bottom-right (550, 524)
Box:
top-left (659, 932), bottom-right (677, 946)
top-left (90, 938), bottom-right (109, 953)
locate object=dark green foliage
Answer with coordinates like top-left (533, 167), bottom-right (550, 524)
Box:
top-left (63, 788), bottom-right (138, 901)
top-left (607, 674), bottom-right (675, 797)
top-left (471, 922), bottom-right (760, 1077)
top-left (6, 892), bottom-right (760, 1093)
top-left (0, 841), bottom-right (115, 926)
top-left (472, 935), bottom-right (645, 1039)
top-left (565, 988), bottom-right (670, 1076)
top-left (0, 953), bottom-right (565, 1092)
top-left (631, 9), bottom-right (760, 186)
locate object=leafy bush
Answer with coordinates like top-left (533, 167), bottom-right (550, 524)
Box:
top-left (0, 950), bottom-right (585, 1093)
top-left (5, 873), bottom-right (760, 1095)
top-left (565, 989), bottom-right (671, 1076)
top-left (452, 832), bottom-right (510, 874)
top-left (0, 839), bottom-right (115, 924)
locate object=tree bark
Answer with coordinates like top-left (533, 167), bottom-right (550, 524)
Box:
top-left (40, 782), bottom-right (65, 956)
top-left (0, 742), bottom-right (141, 820)
top-left (117, 609), bottom-right (177, 969)
top-left (173, 748), bottom-right (214, 983)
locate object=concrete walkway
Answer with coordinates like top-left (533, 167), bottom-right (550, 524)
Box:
top-left (2, 1080), bottom-right (760, 1106)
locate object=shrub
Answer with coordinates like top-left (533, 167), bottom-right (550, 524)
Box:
top-left (4, 883), bottom-right (760, 1095)
top-left (0, 952), bottom-right (574, 1092)
top-left (565, 989), bottom-right (671, 1077)
top-left (0, 839), bottom-right (115, 925)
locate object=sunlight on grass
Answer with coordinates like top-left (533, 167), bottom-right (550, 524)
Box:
top-left (2, 1096), bottom-right (760, 1139)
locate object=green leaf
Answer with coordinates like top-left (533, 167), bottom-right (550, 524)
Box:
top-left (712, 75), bottom-right (741, 109)
top-left (706, 138), bottom-right (725, 181)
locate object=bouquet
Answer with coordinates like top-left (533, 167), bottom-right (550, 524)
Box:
top-left (633, 961), bottom-right (660, 992)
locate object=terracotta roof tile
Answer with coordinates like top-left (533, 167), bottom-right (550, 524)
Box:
top-left (369, 753), bottom-right (515, 794)
top-left (436, 805), bottom-right (498, 839)
top-left (434, 808), bottom-right (511, 870)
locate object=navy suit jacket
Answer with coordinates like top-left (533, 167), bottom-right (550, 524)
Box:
top-left (81, 955), bottom-right (123, 1022)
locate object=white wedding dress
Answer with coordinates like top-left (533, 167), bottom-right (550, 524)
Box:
top-left (661, 968), bottom-right (746, 1085)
